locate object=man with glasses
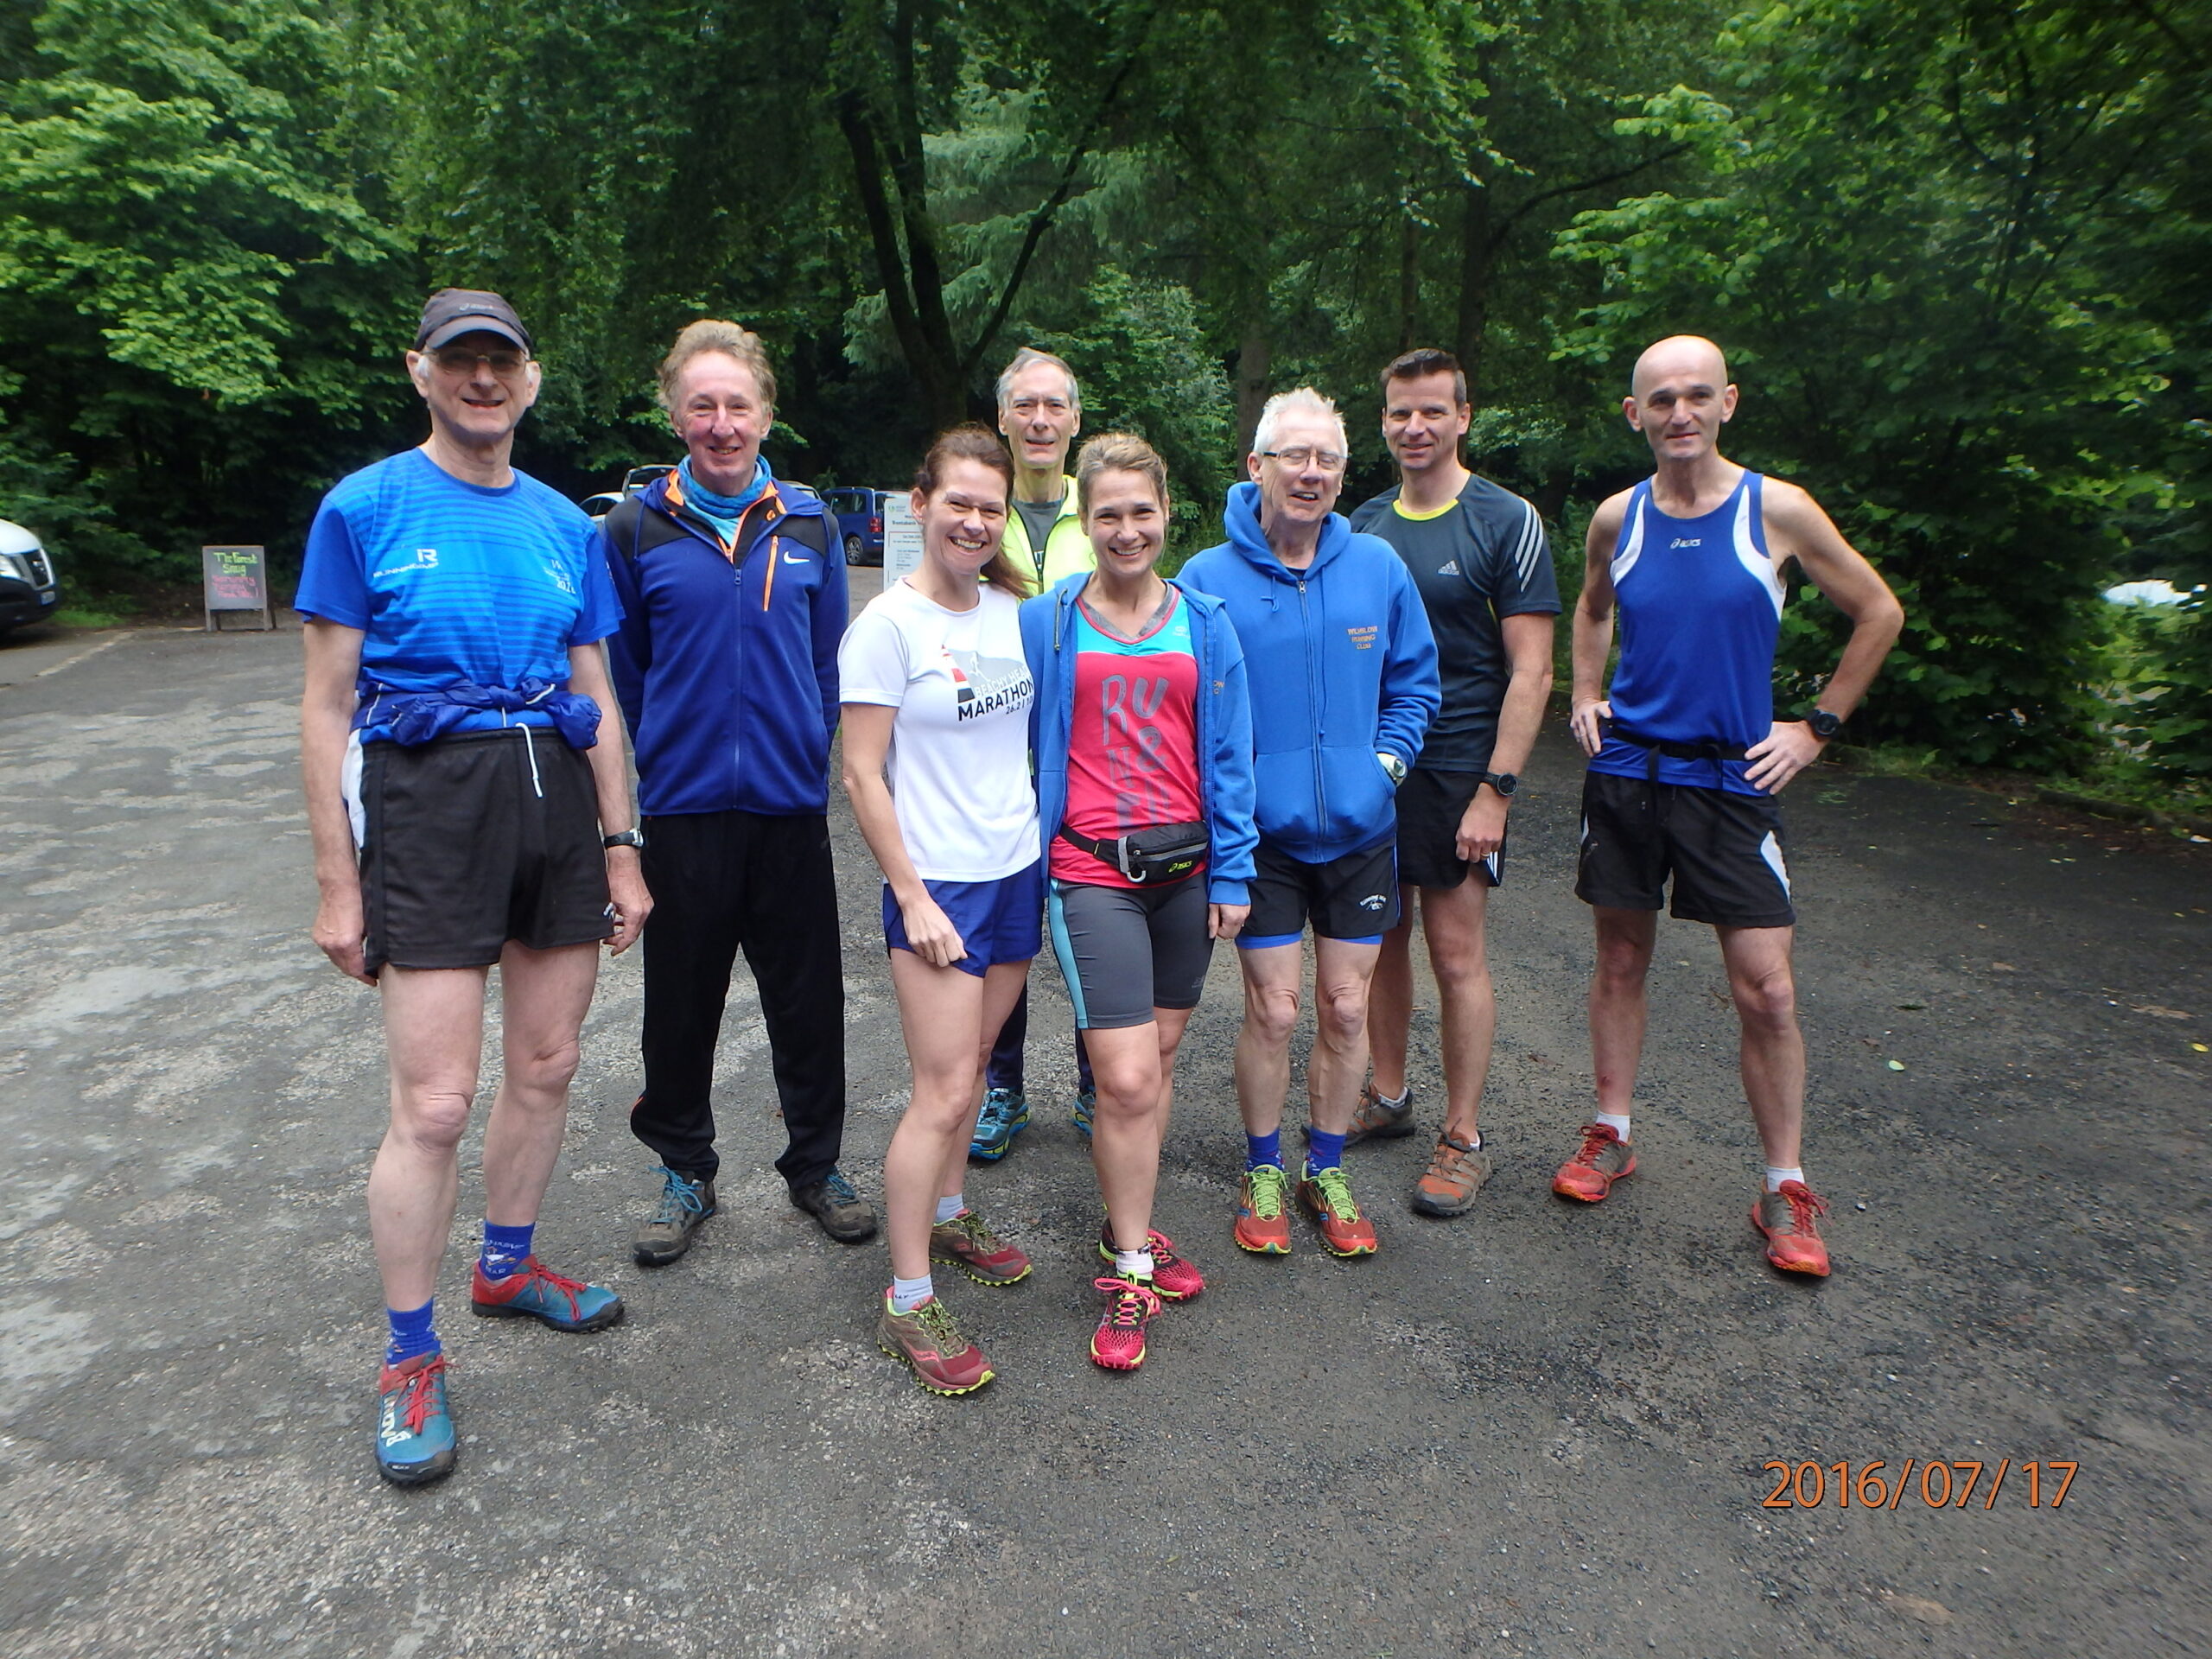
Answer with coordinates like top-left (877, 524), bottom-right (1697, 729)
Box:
top-left (599, 321), bottom-right (877, 1266)
top-left (297, 289), bottom-right (647, 1484)
top-left (1346, 349), bottom-right (1559, 1217)
top-left (969, 347), bottom-right (1099, 1161)
top-left (1179, 390), bottom-right (1439, 1258)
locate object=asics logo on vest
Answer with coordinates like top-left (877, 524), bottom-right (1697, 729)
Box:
top-left (1668, 537), bottom-right (1702, 549)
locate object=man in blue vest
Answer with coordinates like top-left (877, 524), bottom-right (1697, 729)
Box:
top-left (1556, 334), bottom-right (1902, 1277)
top-left (601, 321), bottom-right (877, 1264)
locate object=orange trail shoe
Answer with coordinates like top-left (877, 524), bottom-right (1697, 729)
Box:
top-left (1751, 1180), bottom-right (1833, 1276)
top-left (1297, 1162), bottom-right (1379, 1257)
top-left (1553, 1122), bottom-right (1636, 1202)
top-left (1234, 1164), bottom-right (1293, 1255)
top-left (1344, 1081), bottom-right (1416, 1146)
top-left (877, 1293), bottom-right (995, 1394)
top-left (1412, 1132), bottom-right (1494, 1217)
top-left (929, 1209), bottom-right (1032, 1286)
top-left (1089, 1274), bottom-right (1164, 1371)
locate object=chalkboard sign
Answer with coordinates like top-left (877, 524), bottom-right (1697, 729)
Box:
top-left (202, 544), bottom-right (275, 632)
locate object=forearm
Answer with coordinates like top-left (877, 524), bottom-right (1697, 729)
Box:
top-left (1570, 602), bottom-right (1612, 706)
top-left (1812, 603), bottom-right (1905, 718)
top-left (300, 706), bottom-right (359, 893)
top-left (1488, 661), bottom-right (1554, 776)
top-left (843, 768), bottom-right (928, 906)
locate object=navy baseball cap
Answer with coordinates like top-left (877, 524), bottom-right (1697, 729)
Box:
top-left (416, 288), bottom-right (533, 353)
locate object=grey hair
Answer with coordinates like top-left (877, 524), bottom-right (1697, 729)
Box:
top-left (995, 347), bottom-right (1082, 413)
top-left (1251, 386), bottom-right (1347, 457)
top-left (658, 319), bottom-right (777, 413)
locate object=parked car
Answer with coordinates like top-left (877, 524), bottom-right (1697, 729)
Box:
top-left (0, 518), bottom-right (59, 635)
top-left (581, 464), bottom-right (677, 520)
top-left (823, 487), bottom-right (892, 565)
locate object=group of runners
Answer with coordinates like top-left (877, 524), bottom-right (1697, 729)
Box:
top-left (298, 289), bottom-right (1904, 1485)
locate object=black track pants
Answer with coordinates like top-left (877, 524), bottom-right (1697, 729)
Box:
top-left (630, 810), bottom-right (846, 1188)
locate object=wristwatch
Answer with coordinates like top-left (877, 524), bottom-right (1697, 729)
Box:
top-left (1803, 709), bottom-right (1843, 741)
top-left (1479, 771), bottom-right (1519, 798)
top-left (1376, 753), bottom-right (1408, 787)
top-left (602, 828), bottom-right (645, 851)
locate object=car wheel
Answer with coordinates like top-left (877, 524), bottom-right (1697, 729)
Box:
top-left (845, 535), bottom-right (865, 566)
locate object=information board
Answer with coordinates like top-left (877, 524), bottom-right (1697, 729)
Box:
top-left (201, 545), bottom-right (275, 632)
top-left (881, 495), bottom-right (924, 586)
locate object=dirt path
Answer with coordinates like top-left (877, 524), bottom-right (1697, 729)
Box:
top-left (0, 626), bottom-right (2204, 1657)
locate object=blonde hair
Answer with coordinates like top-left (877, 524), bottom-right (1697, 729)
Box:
top-left (658, 320), bottom-right (777, 413)
top-left (1074, 432), bottom-right (1169, 519)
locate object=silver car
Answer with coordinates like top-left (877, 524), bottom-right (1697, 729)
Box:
top-left (0, 518), bottom-right (58, 635)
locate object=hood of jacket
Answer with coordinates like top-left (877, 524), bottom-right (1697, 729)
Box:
top-left (1221, 480), bottom-right (1357, 581)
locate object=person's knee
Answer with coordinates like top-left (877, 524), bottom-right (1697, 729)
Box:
top-left (1733, 964), bottom-right (1798, 1031)
top-left (1593, 931), bottom-right (1652, 988)
top-left (1314, 981), bottom-right (1370, 1047)
top-left (1243, 985), bottom-right (1300, 1045)
top-left (1090, 1050), bottom-right (1160, 1116)
top-left (393, 1089), bottom-right (472, 1155)
top-left (509, 1033), bottom-right (582, 1098)
top-left (1428, 936), bottom-right (1491, 996)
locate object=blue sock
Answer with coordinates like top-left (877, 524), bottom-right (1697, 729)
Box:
top-left (1306, 1128), bottom-right (1347, 1173)
top-left (1245, 1129), bottom-right (1282, 1172)
top-left (479, 1220), bottom-right (534, 1281)
top-left (385, 1299), bottom-right (440, 1367)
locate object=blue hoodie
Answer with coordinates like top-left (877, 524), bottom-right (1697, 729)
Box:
top-left (1177, 483), bottom-right (1440, 862)
top-left (1021, 573), bottom-right (1260, 906)
top-left (599, 469), bottom-right (845, 817)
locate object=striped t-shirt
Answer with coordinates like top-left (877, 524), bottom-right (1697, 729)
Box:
top-left (296, 448), bottom-right (622, 743)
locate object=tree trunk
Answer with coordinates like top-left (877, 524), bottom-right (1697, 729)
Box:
top-left (1235, 330), bottom-right (1272, 457)
top-left (1397, 210), bottom-right (1421, 353)
top-left (1455, 181), bottom-right (1492, 406)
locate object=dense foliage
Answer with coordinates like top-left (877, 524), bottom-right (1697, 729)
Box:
top-left (0, 0), bottom-right (2203, 781)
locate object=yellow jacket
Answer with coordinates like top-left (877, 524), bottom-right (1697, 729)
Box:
top-left (1001, 475), bottom-right (1095, 597)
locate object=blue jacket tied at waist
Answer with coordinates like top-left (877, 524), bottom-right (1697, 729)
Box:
top-left (375, 677), bottom-right (601, 749)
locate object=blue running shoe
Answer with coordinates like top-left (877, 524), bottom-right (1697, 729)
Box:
top-left (374, 1352), bottom-right (455, 1485)
top-left (1072, 1086), bottom-right (1097, 1141)
top-left (470, 1255), bottom-right (625, 1332)
top-left (969, 1086), bottom-right (1030, 1162)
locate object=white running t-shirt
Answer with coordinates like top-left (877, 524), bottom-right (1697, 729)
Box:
top-left (839, 580), bottom-right (1039, 881)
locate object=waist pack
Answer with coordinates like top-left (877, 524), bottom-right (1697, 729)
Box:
top-left (1057, 822), bottom-right (1208, 886)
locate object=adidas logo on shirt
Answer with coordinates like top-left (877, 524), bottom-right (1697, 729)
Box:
top-left (1437, 560), bottom-right (1460, 576)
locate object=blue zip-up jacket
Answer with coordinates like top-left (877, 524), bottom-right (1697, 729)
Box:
top-left (1021, 574), bottom-right (1260, 906)
top-left (599, 469), bottom-right (846, 817)
top-left (1177, 482), bottom-right (1440, 862)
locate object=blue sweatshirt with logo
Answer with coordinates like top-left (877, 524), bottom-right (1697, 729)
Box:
top-left (599, 470), bottom-right (845, 817)
top-left (1177, 483), bottom-right (1440, 862)
top-left (1020, 573), bottom-right (1261, 906)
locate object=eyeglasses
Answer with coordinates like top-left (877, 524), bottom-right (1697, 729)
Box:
top-left (1261, 446), bottom-right (1347, 472)
top-left (430, 346), bottom-right (529, 376)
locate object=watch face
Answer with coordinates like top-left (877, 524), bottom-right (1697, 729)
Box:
top-left (1489, 772), bottom-right (1517, 797)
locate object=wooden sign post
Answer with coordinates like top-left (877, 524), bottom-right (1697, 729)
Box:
top-left (201, 545), bottom-right (275, 632)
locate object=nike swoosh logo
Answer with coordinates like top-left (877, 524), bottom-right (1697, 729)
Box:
top-left (782, 553), bottom-right (808, 565)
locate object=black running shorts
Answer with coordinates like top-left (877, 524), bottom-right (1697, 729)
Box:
top-left (1047, 876), bottom-right (1214, 1029)
top-left (1241, 836), bottom-right (1399, 947)
top-left (1395, 766), bottom-right (1506, 891)
top-left (1574, 770), bottom-right (1795, 929)
top-left (359, 728), bottom-right (613, 973)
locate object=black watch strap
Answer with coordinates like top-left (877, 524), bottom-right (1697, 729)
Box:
top-left (1804, 709), bottom-right (1843, 741)
top-left (603, 828), bottom-right (645, 851)
top-left (1480, 771), bottom-right (1518, 798)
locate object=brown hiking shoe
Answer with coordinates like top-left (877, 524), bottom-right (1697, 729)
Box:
top-left (1345, 1082), bottom-right (1417, 1147)
top-left (633, 1166), bottom-right (716, 1265)
top-left (1552, 1122), bottom-right (1635, 1202)
top-left (1411, 1133), bottom-right (1493, 1217)
top-left (1751, 1181), bottom-right (1833, 1277)
top-left (928, 1209), bottom-right (1033, 1286)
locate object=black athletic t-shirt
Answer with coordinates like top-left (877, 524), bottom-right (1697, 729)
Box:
top-left (1349, 474), bottom-right (1560, 771)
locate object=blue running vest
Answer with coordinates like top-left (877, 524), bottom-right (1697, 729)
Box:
top-left (1587, 472), bottom-right (1783, 796)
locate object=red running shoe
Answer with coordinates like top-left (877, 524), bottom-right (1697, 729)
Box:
top-left (1234, 1165), bottom-right (1293, 1255)
top-left (1096, 1223), bottom-right (1205, 1301)
top-left (1552, 1122), bottom-right (1636, 1203)
top-left (1751, 1180), bottom-right (1833, 1277)
top-left (877, 1293), bottom-right (995, 1394)
top-left (1089, 1274), bottom-right (1164, 1371)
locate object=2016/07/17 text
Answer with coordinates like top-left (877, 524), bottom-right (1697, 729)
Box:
top-left (1761, 1459), bottom-right (2077, 1510)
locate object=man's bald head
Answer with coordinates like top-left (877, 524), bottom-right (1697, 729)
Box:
top-left (1631, 334), bottom-right (1729, 400)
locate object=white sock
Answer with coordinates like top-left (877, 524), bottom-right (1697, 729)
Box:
top-left (890, 1274), bottom-right (933, 1313)
top-left (1596, 1112), bottom-right (1632, 1140)
top-left (1113, 1248), bottom-right (1155, 1280)
top-left (933, 1194), bottom-right (965, 1224)
top-left (1375, 1084), bottom-right (1409, 1109)
top-left (1764, 1166), bottom-right (1804, 1194)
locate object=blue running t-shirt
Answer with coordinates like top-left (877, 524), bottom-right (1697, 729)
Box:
top-left (296, 449), bottom-right (622, 743)
top-left (1587, 471), bottom-right (1783, 796)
